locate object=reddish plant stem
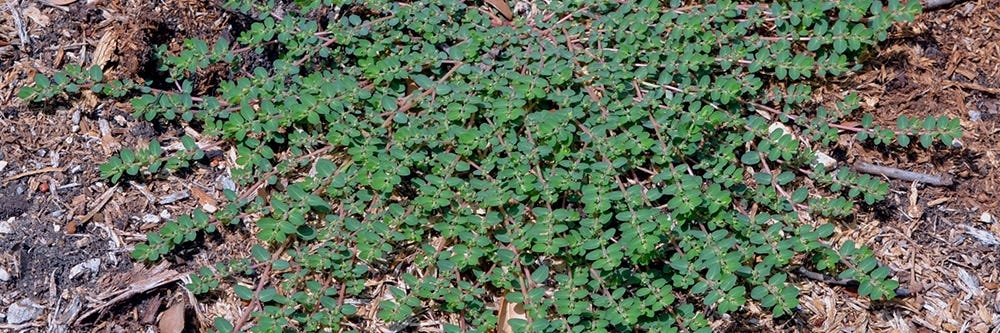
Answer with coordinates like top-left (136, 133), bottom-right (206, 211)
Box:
top-left (231, 240), bottom-right (290, 333)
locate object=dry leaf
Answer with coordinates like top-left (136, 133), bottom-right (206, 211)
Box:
top-left (926, 197), bottom-right (951, 207)
top-left (189, 185), bottom-right (218, 207)
top-left (43, 0), bottom-right (79, 5)
top-left (906, 181), bottom-right (923, 219)
top-left (158, 302), bottom-right (186, 333)
top-left (21, 6), bottom-right (50, 27)
top-left (484, 0), bottom-right (513, 20)
top-left (93, 29), bottom-right (119, 68)
top-left (140, 294), bottom-right (162, 324)
top-left (497, 297), bottom-right (527, 333)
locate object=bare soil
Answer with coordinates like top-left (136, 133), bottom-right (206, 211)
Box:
top-left (1, 1), bottom-right (998, 332)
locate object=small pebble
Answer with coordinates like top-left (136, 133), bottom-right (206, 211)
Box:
top-left (768, 122), bottom-right (793, 136)
top-left (969, 109), bottom-right (982, 122)
top-left (74, 237), bottom-right (91, 248)
top-left (981, 212), bottom-right (996, 224)
top-left (0, 267), bottom-right (10, 281)
top-left (142, 214), bottom-right (161, 224)
top-left (217, 174), bottom-right (236, 192)
top-left (5, 298), bottom-right (43, 325)
top-left (203, 203), bottom-right (218, 214)
top-left (68, 258), bottom-right (101, 280)
top-left (962, 2), bottom-right (976, 16)
top-left (97, 119), bottom-right (112, 137)
top-left (0, 219), bottom-right (12, 234)
top-left (813, 152), bottom-right (837, 169)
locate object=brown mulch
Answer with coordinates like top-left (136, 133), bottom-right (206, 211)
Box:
top-left (1, 0), bottom-right (239, 331)
top-left (1, 0), bottom-right (999, 332)
top-left (789, 1), bottom-right (1000, 332)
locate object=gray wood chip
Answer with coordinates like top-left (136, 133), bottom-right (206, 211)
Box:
top-left (158, 191), bottom-right (190, 205)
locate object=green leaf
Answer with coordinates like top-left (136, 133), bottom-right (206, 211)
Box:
top-left (89, 65), bottom-right (104, 81)
top-left (531, 265), bottom-right (550, 284)
top-left (776, 171), bottom-right (795, 185)
top-left (34, 74), bottom-right (50, 89)
top-left (251, 245), bottom-right (270, 262)
top-left (214, 318), bottom-right (234, 332)
top-left (897, 134), bottom-right (910, 147)
top-left (120, 149), bottom-right (135, 164)
top-left (791, 188), bottom-right (808, 203)
top-left (258, 287), bottom-right (278, 302)
top-left (919, 134), bottom-right (933, 148)
top-left (816, 223), bottom-right (835, 238)
top-left (233, 284), bottom-right (254, 300)
top-left (741, 151), bottom-right (760, 165)
top-left (131, 243), bottom-right (150, 260)
top-left (272, 259), bottom-right (290, 270)
top-left (923, 116), bottom-right (936, 130)
top-left (858, 256), bottom-right (878, 272)
top-left (896, 115), bottom-right (909, 129)
top-left (754, 172), bottom-right (772, 184)
top-left (870, 266), bottom-right (891, 280)
top-left (148, 141), bottom-right (162, 156)
top-left (858, 281), bottom-right (874, 297)
top-left (861, 114), bottom-right (874, 128)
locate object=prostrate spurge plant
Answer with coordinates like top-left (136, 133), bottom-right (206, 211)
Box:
top-left (20, 0), bottom-right (954, 331)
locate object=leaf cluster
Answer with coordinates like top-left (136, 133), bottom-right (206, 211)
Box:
top-left (20, 0), bottom-right (939, 331)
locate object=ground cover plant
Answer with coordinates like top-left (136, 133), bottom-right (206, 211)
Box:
top-left (18, 0), bottom-right (962, 331)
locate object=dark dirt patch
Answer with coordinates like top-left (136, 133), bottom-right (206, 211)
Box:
top-left (0, 195), bottom-right (31, 219)
top-left (2, 214), bottom-right (118, 298)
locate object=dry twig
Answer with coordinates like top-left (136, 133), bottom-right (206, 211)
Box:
top-left (1, 0), bottom-right (30, 46)
top-left (853, 162), bottom-right (954, 186)
top-left (921, 0), bottom-right (968, 10)
top-left (1, 166), bottom-right (66, 185)
top-left (68, 184), bottom-right (119, 233)
top-left (794, 267), bottom-right (912, 298)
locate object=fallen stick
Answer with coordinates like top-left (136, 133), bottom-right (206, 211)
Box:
top-left (922, 0), bottom-right (969, 10)
top-left (1, 166), bottom-right (66, 184)
top-left (794, 267), bottom-right (912, 298)
top-left (853, 162), bottom-right (954, 187)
